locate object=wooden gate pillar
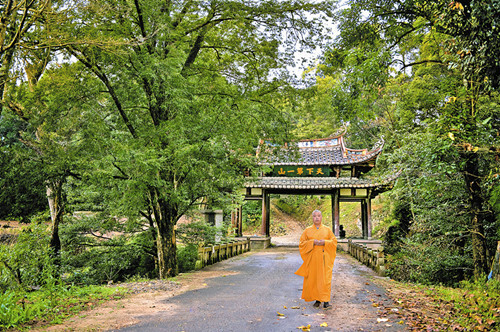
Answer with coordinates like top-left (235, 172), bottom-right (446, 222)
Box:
top-left (366, 198), bottom-right (372, 239)
top-left (361, 200), bottom-right (368, 239)
top-left (231, 209), bottom-right (236, 232)
top-left (265, 193), bottom-right (270, 236)
top-left (332, 189), bottom-right (340, 237)
top-left (238, 205), bottom-right (243, 237)
top-left (260, 190), bottom-right (270, 236)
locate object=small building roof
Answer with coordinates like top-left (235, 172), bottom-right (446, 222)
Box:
top-left (258, 133), bottom-right (384, 167)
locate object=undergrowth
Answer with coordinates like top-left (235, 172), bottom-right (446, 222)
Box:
top-left (381, 277), bottom-right (500, 331)
top-left (428, 279), bottom-right (500, 331)
top-left (0, 283), bottom-right (128, 330)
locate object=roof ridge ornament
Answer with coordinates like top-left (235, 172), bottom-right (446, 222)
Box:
top-left (329, 125), bottom-right (347, 138)
top-left (371, 136), bottom-right (385, 151)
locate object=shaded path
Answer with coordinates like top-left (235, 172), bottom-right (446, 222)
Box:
top-left (113, 249), bottom-right (405, 332)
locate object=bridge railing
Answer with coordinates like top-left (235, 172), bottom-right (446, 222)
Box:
top-left (195, 238), bottom-right (251, 269)
top-left (347, 239), bottom-right (385, 276)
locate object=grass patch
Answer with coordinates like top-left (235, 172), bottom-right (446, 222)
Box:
top-left (0, 284), bottom-right (129, 330)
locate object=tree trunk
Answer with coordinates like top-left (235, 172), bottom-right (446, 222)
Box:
top-left (149, 187), bottom-right (178, 279)
top-left (156, 218), bottom-right (178, 278)
top-left (47, 178), bottom-right (64, 264)
top-left (462, 151), bottom-right (489, 279)
top-left (0, 47), bottom-right (15, 116)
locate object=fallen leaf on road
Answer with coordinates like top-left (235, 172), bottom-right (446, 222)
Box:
top-left (320, 322), bottom-right (328, 327)
top-left (291, 306), bottom-right (301, 309)
top-left (284, 306), bottom-right (287, 309)
top-left (297, 324), bottom-right (311, 331)
top-left (277, 312), bottom-right (285, 316)
top-left (377, 318), bottom-right (389, 323)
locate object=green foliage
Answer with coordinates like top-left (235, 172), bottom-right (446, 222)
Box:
top-left (61, 243), bottom-right (155, 285)
top-left (385, 239), bottom-right (473, 286)
top-left (54, 0), bottom-right (337, 278)
top-left (60, 215), bottom-right (157, 285)
top-left (0, 221), bottom-right (57, 292)
top-left (319, 0), bottom-right (500, 282)
top-left (242, 200), bottom-right (262, 230)
top-left (378, 132), bottom-right (488, 284)
top-left (177, 244), bottom-right (198, 273)
top-left (274, 195), bottom-right (326, 224)
top-left (274, 195), bottom-right (306, 216)
top-left (434, 0), bottom-right (500, 91)
top-left (425, 279), bottom-right (500, 330)
top-left (176, 221), bottom-right (231, 246)
top-left (0, 113), bottom-right (47, 221)
top-left (0, 217), bottom-right (142, 329)
top-left (381, 202), bottom-right (412, 256)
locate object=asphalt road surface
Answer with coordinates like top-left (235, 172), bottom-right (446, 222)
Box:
top-left (114, 248), bottom-right (406, 332)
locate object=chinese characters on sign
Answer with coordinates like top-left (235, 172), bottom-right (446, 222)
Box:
top-left (272, 166), bottom-right (331, 177)
top-left (297, 138), bottom-right (339, 148)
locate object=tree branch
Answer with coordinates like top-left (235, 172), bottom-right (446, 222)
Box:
top-left (67, 46), bottom-right (138, 139)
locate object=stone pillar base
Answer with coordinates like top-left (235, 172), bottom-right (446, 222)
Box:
top-left (248, 236), bottom-right (271, 249)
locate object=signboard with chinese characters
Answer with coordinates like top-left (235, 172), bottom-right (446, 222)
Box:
top-left (297, 138), bottom-right (339, 148)
top-left (272, 166), bottom-right (331, 177)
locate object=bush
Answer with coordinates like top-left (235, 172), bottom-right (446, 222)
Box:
top-left (385, 238), bottom-right (473, 286)
top-left (0, 221), bottom-right (57, 292)
top-left (177, 244), bottom-right (198, 273)
top-left (176, 221), bottom-right (229, 246)
top-left (60, 216), bottom-right (157, 285)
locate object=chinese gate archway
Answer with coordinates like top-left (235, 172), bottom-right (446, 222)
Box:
top-left (234, 131), bottom-right (397, 239)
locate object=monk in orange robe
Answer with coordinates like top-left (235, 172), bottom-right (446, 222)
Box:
top-left (295, 210), bottom-right (337, 309)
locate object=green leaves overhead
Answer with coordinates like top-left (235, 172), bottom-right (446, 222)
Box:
top-left (52, 0), bottom-right (337, 278)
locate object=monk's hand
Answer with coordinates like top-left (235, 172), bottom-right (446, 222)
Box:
top-left (314, 239), bottom-right (325, 246)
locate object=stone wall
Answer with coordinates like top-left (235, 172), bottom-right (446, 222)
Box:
top-left (348, 239), bottom-right (385, 276)
top-left (195, 239), bottom-right (251, 270)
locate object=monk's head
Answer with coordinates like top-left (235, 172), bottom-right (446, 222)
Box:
top-left (312, 210), bottom-right (322, 227)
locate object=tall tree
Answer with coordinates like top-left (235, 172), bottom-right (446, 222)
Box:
top-left (321, 0), bottom-right (500, 279)
top-left (1, 0), bottom-right (145, 262)
top-left (63, 0), bottom-right (337, 278)
top-left (4, 61), bottom-right (103, 262)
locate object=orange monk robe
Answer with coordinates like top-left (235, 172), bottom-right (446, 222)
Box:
top-left (295, 225), bottom-right (337, 302)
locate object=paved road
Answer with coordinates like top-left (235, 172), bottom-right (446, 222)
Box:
top-left (114, 248), bottom-right (405, 332)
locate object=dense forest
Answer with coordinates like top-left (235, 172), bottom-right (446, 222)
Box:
top-left (1, 1), bottom-right (499, 325)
